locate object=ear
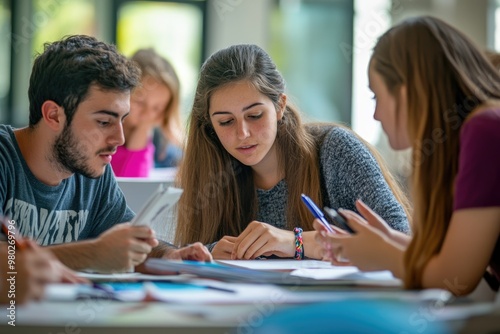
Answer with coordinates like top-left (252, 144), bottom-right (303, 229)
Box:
top-left (277, 94), bottom-right (287, 120)
top-left (41, 100), bottom-right (65, 131)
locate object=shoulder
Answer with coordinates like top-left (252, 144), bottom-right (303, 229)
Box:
top-left (317, 125), bottom-right (382, 180)
top-left (454, 107), bottom-right (500, 210)
top-left (0, 125), bottom-right (19, 166)
top-left (0, 124), bottom-right (15, 145)
top-left (461, 107), bottom-right (500, 144)
top-left (319, 125), bottom-right (373, 160)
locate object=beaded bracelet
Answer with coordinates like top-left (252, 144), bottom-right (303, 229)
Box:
top-left (293, 227), bottom-right (304, 260)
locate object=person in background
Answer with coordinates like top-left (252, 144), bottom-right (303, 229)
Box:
top-left (111, 48), bottom-right (183, 177)
top-left (315, 16), bottom-right (500, 296)
top-left (174, 44), bottom-right (411, 260)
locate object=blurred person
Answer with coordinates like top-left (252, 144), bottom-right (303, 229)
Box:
top-left (1, 240), bottom-right (84, 304)
top-left (111, 48), bottom-right (183, 177)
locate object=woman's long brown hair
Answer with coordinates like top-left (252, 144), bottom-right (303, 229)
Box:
top-left (371, 16), bottom-right (500, 288)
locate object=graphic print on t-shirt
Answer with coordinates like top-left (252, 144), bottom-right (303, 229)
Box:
top-left (3, 198), bottom-right (89, 246)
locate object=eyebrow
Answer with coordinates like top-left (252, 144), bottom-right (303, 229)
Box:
top-left (93, 110), bottom-right (127, 119)
top-left (211, 102), bottom-right (264, 116)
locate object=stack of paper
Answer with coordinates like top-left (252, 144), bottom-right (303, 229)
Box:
top-left (144, 259), bottom-right (403, 287)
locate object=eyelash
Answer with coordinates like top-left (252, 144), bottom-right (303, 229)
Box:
top-left (249, 113), bottom-right (263, 120)
top-left (219, 119), bottom-right (233, 126)
top-left (218, 113), bottom-right (263, 127)
top-left (97, 121), bottom-right (110, 127)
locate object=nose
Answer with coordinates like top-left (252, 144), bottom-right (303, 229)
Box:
top-left (373, 108), bottom-right (380, 122)
top-left (109, 123), bottom-right (125, 147)
top-left (236, 120), bottom-right (250, 140)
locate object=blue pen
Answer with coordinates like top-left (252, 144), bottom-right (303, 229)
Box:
top-left (300, 194), bottom-right (335, 233)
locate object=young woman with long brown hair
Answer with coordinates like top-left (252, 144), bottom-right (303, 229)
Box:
top-left (315, 16), bottom-right (500, 295)
top-left (175, 44), bottom-right (410, 260)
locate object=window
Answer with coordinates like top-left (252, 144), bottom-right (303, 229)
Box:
top-left (0, 0), bottom-right (10, 124)
top-left (269, 0), bottom-right (354, 125)
top-left (9, 0), bottom-right (99, 126)
top-left (32, 0), bottom-right (98, 54)
top-left (351, 0), bottom-right (391, 144)
top-left (115, 0), bottom-right (206, 119)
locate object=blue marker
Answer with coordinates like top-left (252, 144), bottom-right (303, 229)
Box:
top-left (300, 194), bottom-right (335, 233)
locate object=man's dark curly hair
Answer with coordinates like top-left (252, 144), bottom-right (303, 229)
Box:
top-left (28, 35), bottom-right (141, 127)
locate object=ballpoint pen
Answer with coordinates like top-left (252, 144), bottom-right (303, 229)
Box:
top-left (300, 194), bottom-right (335, 233)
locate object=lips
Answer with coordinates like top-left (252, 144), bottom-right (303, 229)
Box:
top-left (236, 144), bottom-right (257, 154)
top-left (98, 149), bottom-right (117, 163)
top-left (99, 151), bottom-right (116, 156)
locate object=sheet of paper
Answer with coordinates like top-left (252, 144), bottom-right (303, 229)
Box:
top-left (43, 281), bottom-right (378, 304)
top-left (145, 259), bottom-right (402, 287)
top-left (77, 271), bottom-right (193, 282)
top-left (217, 259), bottom-right (336, 271)
top-left (290, 268), bottom-right (403, 287)
top-left (131, 185), bottom-right (183, 227)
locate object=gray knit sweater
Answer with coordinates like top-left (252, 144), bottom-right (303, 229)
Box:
top-left (257, 126), bottom-right (409, 233)
top-left (207, 126), bottom-right (410, 252)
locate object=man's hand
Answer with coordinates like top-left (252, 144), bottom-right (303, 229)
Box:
top-left (91, 223), bottom-right (158, 272)
top-left (163, 242), bottom-right (212, 262)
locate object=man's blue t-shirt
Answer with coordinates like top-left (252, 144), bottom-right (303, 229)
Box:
top-left (0, 125), bottom-right (135, 246)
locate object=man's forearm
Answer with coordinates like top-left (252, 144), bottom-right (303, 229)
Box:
top-left (47, 240), bottom-right (98, 271)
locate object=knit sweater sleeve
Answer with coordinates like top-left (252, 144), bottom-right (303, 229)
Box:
top-left (320, 127), bottom-right (410, 233)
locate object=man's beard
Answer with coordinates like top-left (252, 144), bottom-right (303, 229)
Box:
top-left (52, 124), bottom-right (109, 179)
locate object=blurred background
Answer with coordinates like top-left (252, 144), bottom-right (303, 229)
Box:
top-left (0, 0), bottom-right (498, 180)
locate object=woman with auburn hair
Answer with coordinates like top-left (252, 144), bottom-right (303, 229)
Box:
top-left (175, 44), bottom-right (410, 260)
top-left (315, 16), bottom-right (500, 295)
top-left (111, 48), bottom-right (183, 177)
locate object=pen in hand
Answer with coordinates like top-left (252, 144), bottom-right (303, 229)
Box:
top-left (300, 194), bottom-right (335, 234)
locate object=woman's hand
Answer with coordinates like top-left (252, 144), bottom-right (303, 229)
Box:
top-left (211, 236), bottom-right (237, 260)
top-left (313, 219), bottom-right (351, 265)
top-left (354, 199), bottom-right (411, 247)
top-left (231, 221), bottom-right (294, 259)
top-left (314, 206), bottom-right (402, 272)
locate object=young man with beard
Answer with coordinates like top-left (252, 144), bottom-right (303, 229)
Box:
top-left (0, 35), bottom-right (211, 273)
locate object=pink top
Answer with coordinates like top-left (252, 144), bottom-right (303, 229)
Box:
top-left (111, 141), bottom-right (155, 177)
